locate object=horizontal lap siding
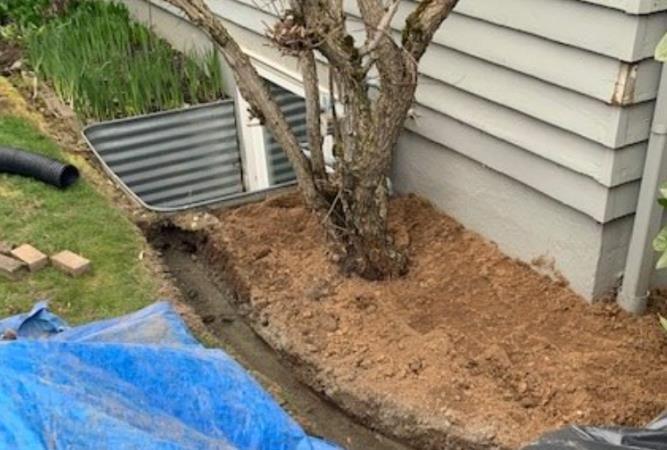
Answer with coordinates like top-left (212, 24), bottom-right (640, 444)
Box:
top-left (195, 0), bottom-right (664, 223)
top-left (579, 0), bottom-right (667, 15)
top-left (453, 0), bottom-right (667, 61)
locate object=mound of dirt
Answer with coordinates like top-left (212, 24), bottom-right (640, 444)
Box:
top-left (206, 193), bottom-right (667, 449)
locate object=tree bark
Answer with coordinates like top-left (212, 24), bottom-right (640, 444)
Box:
top-left (165, 0), bottom-right (459, 280)
top-left (299, 51), bottom-right (326, 182)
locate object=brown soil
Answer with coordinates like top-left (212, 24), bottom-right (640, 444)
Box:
top-left (198, 192), bottom-right (667, 449)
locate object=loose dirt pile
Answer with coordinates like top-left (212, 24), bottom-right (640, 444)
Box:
top-left (203, 193), bottom-right (667, 449)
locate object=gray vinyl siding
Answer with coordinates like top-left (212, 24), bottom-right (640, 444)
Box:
top-left (190, 0), bottom-right (665, 223)
top-left (581, 0), bottom-right (667, 14)
top-left (117, 0), bottom-right (667, 297)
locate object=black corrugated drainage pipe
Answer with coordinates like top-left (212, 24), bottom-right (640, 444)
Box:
top-left (0, 147), bottom-right (79, 188)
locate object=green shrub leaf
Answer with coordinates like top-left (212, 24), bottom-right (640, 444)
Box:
top-left (653, 228), bottom-right (667, 252)
top-left (657, 251), bottom-right (667, 270)
top-left (656, 33), bottom-right (667, 62)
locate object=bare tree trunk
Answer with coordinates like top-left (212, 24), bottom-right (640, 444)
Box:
top-left (165, 0), bottom-right (459, 280)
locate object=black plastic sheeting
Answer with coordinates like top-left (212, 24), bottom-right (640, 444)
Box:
top-left (0, 147), bottom-right (79, 188)
top-left (523, 410), bottom-right (667, 450)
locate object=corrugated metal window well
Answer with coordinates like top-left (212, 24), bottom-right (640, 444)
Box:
top-left (84, 77), bottom-right (326, 212)
top-left (84, 101), bottom-right (245, 212)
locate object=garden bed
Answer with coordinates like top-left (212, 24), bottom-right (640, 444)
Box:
top-left (180, 192), bottom-right (667, 449)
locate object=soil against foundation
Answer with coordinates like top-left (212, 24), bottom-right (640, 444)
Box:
top-left (196, 192), bottom-right (667, 449)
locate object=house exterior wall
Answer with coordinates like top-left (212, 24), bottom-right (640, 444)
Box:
top-left (118, 0), bottom-right (667, 300)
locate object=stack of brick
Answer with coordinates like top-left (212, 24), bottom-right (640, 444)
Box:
top-left (0, 241), bottom-right (91, 280)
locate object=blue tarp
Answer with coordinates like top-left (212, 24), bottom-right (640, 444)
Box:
top-left (0, 302), bottom-right (343, 450)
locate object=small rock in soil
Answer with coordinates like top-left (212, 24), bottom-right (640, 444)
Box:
top-left (408, 357), bottom-right (425, 375)
top-left (219, 314), bottom-right (236, 323)
top-left (520, 396), bottom-right (539, 409)
top-left (517, 381), bottom-right (528, 394)
top-left (355, 357), bottom-right (372, 369)
top-left (202, 315), bottom-right (216, 324)
top-left (305, 285), bottom-right (330, 301)
top-left (253, 247), bottom-right (271, 260)
top-left (320, 313), bottom-right (339, 332)
top-left (383, 366), bottom-right (396, 378)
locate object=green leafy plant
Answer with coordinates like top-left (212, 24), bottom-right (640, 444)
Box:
top-left (654, 37), bottom-right (667, 333)
top-left (656, 33), bottom-right (667, 63)
top-left (26, 0), bottom-right (224, 121)
top-left (1, 0), bottom-right (50, 30)
top-left (653, 183), bottom-right (667, 269)
top-left (0, 3), bottom-right (9, 25)
top-left (652, 183), bottom-right (667, 332)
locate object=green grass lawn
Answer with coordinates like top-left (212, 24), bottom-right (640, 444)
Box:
top-left (0, 114), bottom-right (159, 324)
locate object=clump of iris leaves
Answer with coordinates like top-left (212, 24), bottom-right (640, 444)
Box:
top-left (4, 0), bottom-right (224, 120)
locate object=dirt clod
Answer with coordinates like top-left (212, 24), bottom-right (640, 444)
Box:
top-left (202, 315), bottom-right (216, 324)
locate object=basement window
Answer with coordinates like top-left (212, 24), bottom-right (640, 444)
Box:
top-left (235, 64), bottom-right (334, 191)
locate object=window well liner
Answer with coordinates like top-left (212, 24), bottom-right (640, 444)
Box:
top-left (83, 101), bottom-right (244, 212)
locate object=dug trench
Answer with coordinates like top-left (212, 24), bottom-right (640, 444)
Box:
top-left (145, 193), bottom-right (667, 450)
top-left (147, 225), bottom-right (413, 450)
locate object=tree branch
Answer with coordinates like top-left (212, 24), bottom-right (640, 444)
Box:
top-left (299, 50), bottom-right (326, 181)
top-left (163, 0), bottom-right (323, 207)
top-left (357, 0), bottom-right (406, 99)
top-left (360, 0), bottom-right (400, 57)
top-left (402, 0), bottom-right (460, 60)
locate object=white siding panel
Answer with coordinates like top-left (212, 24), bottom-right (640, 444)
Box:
top-left (581, 0), bottom-right (667, 14)
top-left (346, 3), bottom-right (660, 105)
top-left (455, 0), bottom-right (667, 61)
top-left (406, 103), bottom-right (641, 222)
top-left (153, 0), bottom-right (650, 220)
top-left (635, 59), bottom-right (662, 103)
top-left (126, 0), bottom-right (662, 298)
top-left (238, 0), bottom-right (659, 105)
top-left (219, 0), bottom-right (653, 148)
top-left (417, 44), bottom-right (644, 148)
top-left (411, 76), bottom-right (647, 187)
